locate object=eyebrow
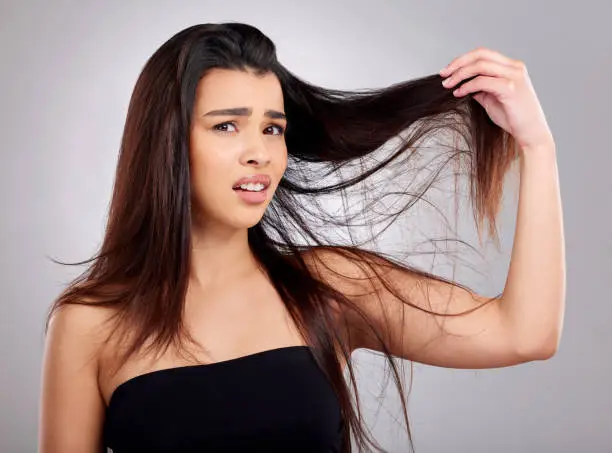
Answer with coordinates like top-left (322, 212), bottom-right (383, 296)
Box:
top-left (203, 107), bottom-right (286, 120)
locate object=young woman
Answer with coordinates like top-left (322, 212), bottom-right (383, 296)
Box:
top-left (38, 22), bottom-right (565, 453)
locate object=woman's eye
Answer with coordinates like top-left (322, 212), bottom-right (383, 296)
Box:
top-left (267, 124), bottom-right (285, 136)
top-left (213, 122), bottom-right (285, 136)
top-left (213, 122), bottom-right (237, 133)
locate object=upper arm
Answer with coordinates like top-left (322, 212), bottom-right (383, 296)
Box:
top-left (304, 247), bottom-right (533, 369)
top-left (39, 303), bottom-right (111, 453)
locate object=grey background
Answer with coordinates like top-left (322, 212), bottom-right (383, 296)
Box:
top-left (1, 1), bottom-right (610, 452)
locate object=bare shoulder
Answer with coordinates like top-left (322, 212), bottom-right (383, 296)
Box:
top-left (47, 301), bottom-right (115, 341)
top-left (298, 246), bottom-right (376, 296)
top-left (40, 301), bottom-right (117, 453)
top-left (296, 246), bottom-right (374, 354)
top-left (45, 301), bottom-right (118, 366)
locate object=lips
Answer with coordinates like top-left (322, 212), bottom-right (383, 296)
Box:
top-left (232, 174), bottom-right (271, 190)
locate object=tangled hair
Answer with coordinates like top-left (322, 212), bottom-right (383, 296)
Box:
top-left (45, 22), bottom-right (517, 452)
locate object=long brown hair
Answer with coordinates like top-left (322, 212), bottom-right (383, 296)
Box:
top-left (45, 22), bottom-right (517, 452)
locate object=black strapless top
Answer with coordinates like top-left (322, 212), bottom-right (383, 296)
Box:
top-left (103, 345), bottom-right (344, 452)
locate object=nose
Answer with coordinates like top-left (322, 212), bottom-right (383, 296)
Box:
top-left (241, 130), bottom-right (272, 167)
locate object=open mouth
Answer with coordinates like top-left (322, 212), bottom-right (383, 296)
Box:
top-left (233, 186), bottom-right (268, 204)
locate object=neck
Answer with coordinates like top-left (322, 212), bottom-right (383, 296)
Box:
top-left (189, 225), bottom-right (260, 289)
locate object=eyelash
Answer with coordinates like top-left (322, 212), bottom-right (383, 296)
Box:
top-left (213, 121), bottom-right (286, 136)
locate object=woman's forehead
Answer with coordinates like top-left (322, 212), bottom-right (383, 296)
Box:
top-left (196, 68), bottom-right (283, 111)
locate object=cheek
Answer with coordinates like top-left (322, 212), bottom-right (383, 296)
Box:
top-left (190, 170), bottom-right (231, 216)
top-left (189, 151), bottom-right (231, 201)
top-left (277, 144), bottom-right (288, 171)
top-left (190, 131), bottom-right (233, 176)
top-left (192, 160), bottom-right (224, 189)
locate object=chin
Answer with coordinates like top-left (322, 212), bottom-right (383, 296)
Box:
top-left (225, 209), bottom-right (267, 230)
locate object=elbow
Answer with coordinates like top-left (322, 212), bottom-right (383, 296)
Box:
top-left (529, 341), bottom-right (559, 360)
top-left (508, 305), bottom-right (564, 363)
top-left (517, 331), bottom-right (561, 361)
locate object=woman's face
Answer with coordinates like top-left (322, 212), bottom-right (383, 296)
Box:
top-left (189, 68), bottom-right (288, 230)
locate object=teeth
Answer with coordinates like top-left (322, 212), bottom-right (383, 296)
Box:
top-left (238, 182), bottom-right (265, 191)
